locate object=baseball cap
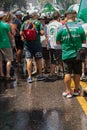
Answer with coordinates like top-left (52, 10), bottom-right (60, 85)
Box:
top-left (39, 15), bottom-right (45, 20)
top-left (0, 11), bottom-right (5, 18)
top-left (31, 12), bottom-right (38, 17)
top-left (15, 11), bottom-right (22, 15)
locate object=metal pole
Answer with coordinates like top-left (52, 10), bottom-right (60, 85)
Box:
top-left (10, 0), bottom-right (12, 11)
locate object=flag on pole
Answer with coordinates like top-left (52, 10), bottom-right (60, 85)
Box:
top-left (77, 0), bottom-right (87, 22)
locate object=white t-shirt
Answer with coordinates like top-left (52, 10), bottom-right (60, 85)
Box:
top-left (47, 20), bottom-right (62, 49)
top-left (40, 24), bottom-right (47, 47)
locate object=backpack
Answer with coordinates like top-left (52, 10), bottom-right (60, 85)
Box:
top-left (23, 20), bottom-right (37, 41)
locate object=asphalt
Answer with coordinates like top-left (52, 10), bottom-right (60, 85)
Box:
top-left (0, 64), bottom-right (87, 130)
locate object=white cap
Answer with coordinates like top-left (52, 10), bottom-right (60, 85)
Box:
top-left (15, 11), bottom-right (22, 15)
top-left (0, 11), bottom-right (5, 18)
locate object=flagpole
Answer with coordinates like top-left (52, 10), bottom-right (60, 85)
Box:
top-left (77, 0), bottom-right (82, 18)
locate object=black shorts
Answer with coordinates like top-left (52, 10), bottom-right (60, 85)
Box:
top-left (63, 58), bottom-right (82, 75)
top-left (82, 47), bottom-right (87, 62)
top-left (42, 47), bottom-right (50, 60)
top-left (50, 49), bottom-right (62, 65)
top-left (15, 36), bottom-right (24, 50)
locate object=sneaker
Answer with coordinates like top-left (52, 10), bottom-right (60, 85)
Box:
top-left (62, 91), bottom-right (73, 98)
top-left (32, 71), bottom-right (37, 75)
top-left (73, 89), bottom-right (80, 96)
top-left (80, 75), bottom-right (86, 81)
top-left (37, 75), bottom-right (46, 81)
top-left (44, 75), bottom-right (57, 82)
top-left (27, 77), bottom-right (33, 83)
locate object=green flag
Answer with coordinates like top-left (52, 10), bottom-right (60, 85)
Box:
top-left (78, 0), bottom-right (87, 22)
top-left (42, 3), bottom-right (55, 14)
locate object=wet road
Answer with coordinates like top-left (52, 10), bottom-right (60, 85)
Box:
top-left (0, 65), bottom-right (87, 130)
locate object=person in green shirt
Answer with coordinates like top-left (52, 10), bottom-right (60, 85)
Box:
top-left (20, 12), bottom-right (45, 83)
top-left (0, 11), bottom-right (15, 81)
top-left (56, 11), bottom-right (86, 98)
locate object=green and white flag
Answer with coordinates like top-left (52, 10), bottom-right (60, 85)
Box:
top-left (78, 0), bottom-right (87, 22)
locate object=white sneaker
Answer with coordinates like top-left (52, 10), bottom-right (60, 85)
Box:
top-left (80, 75), bottom-right (86, 81)
top-left (66, 94), bottom-right (73, 98)
top-left (62, 91), bottom-right (68, 97)
top-left (62, 91), bottom-right (73, 98)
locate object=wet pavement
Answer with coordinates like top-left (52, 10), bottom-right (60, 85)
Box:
top-left (0, 65), bottom-right (87, 130)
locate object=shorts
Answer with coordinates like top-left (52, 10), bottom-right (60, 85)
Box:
top-left (63, 58), bottom-right (82, 75)
top-left (0, 48), bottom-right (13, 61)
top-left (15, 36), bottom-right (24, 50)
top-left (50, 49), bottom-right (62, 65)
top-left (24, 43), bottom-right (42, 60)
top-left (42, 47), bottom-right (50, 60)
top-left (82, 47), bottom-right (87, 62)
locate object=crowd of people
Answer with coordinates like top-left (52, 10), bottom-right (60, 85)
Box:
top-left (0, 9), bottom-right (87, 98)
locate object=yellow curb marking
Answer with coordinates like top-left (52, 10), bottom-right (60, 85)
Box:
top-left (77, 96), bottom-right (87, 115)
top-left (71, 79), bottom-right (87, 115)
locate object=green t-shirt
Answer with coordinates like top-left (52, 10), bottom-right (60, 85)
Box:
top-left (56, 22), bottom-right (86, 60)
top-left (0, 21), bottom-right (11, 48)
top-left (20, 19), bottom-right (43, 45)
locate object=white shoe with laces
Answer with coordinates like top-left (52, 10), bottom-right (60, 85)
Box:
top-left (62, 91), bottom-right (73, 98)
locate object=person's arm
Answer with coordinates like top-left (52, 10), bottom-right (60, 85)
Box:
top-left (40, 30), bottom-right (44, 35)
top-left (56, 41), bottom-right (61, 44)
top-left (6, 24), bottom-right (13, 46)
top-left (56, 28), bottom-right (62, 44)
top-left (8, 31), bottom-right (13, 45)
top-left (40, 22), bottom-right (44, 35)
top-left (20, 23), bottom-right (25, 41)
top-left (82, 40), bottom-right (86, 44)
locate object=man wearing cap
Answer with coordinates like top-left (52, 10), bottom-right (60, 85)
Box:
top-left (56, 10), bottom-right (86, 98)
top-left (20, 12), bottom-right (45, 83)
top-left (46, 11), bottom-right (63, 81)
top-left (0, 11), bottom-right (15, 81)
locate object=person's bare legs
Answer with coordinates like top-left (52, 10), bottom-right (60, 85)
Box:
top-left (50, 64), bottom-right (56, 76)
top-left (16, 49), bottom-right (22, 63)
top-left (73, 74), bottom-right (80, 90)
top-left (6, 61), bottom-right (11, 78)
top-left (64, 74), bottom-right (72, 93)
top-left (0, 61), bottom-right (4, 77)
top-left (26, 59), bottom-right (33, 78)
top-left (32, 58), bottom-right (37, 74)
top-left (36, 58), bottom-right (43, 76)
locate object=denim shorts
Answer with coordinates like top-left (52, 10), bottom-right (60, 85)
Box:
top-left (24, 43), bottom-right (42, 59)
top-left (63, 57), bottom-right (82, 75)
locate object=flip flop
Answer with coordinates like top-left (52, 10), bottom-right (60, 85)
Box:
top-left (0, 76), bottom-right (5, 80)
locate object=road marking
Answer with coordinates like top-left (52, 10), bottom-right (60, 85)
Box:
top-left (77, 96), bottom-right (87, 115)
top-left (71, 79), bottom-right (87, 115)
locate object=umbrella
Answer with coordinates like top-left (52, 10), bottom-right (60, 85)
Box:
top-left (67, 4), bottom-right (79, 13)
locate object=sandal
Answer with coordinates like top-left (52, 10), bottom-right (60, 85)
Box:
top-left (0, 76), bottom-right (5, 80)
top-left (6, 77), bottom-right (16, 81)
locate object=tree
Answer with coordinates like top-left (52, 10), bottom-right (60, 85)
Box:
top-left (56, 0), bottom-right (75, 10)
top-left (0, 0), bottom-right (27, 11)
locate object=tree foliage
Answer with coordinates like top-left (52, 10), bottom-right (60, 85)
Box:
top-left (0, 0), bottom-right (27, 11)
top-left (0, 0), bottom-right (79, 11)
top-left (56, 0), bottom-right (75, 10)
